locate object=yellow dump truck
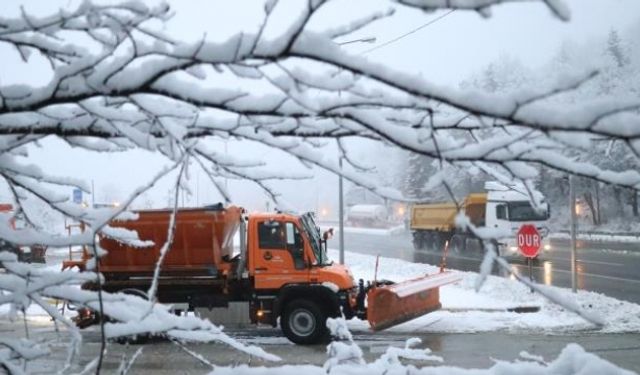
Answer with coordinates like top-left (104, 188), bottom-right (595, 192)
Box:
top-left (410, 194), bottom-right (487, 252)
top-left (410, 183), bottom-right (550, 256)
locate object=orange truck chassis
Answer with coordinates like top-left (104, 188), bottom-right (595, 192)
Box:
top-left (75, 205), bottom-right (460, 344)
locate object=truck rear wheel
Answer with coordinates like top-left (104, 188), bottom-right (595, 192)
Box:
top-left (281, 299), bottom-right (328, 345)
top-left (450, 234), bottom-right (466, 253)
top-left (422, 232), bottom-right (434, 250)
top-left (412, 232), bottom-right (424, 250)
top-left (431, 232), bottom-right (444, 252)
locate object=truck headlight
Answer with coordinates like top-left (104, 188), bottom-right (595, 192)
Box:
top-left (544, 244), bottom-right (551, 251)
top-left (509, 246), bottom-right (518, 253)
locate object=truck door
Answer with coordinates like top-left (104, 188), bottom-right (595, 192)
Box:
top-left (253, 220), bottom-right (309, 290)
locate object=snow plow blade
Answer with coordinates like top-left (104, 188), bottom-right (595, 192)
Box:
top-left (367, 271), bottom-right (461, 331)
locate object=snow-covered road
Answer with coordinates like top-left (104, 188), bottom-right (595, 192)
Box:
top-left (331, 249), bottom-right (640, 335)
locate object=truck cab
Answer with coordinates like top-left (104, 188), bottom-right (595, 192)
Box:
top-left (245, 212), bottom-right (358, 343)
top-left (248, 212), bottom-right (354, 290)
top-left (484, 183), bottom-right (551, 257)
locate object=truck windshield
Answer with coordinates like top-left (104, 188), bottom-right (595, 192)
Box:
top-left (300, 213), bottom-right (331, 266)
top-left (508, 201), bottom-right (549, 221)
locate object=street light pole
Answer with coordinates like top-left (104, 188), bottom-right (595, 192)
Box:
top-left (337, 37), bottom-right (377, 46)
top-left (332, 31), bottom-right (373, 265)
top-left (570, 174), bottom-right (577, 293)
top-left (338, 157), bottom-right (345, 265)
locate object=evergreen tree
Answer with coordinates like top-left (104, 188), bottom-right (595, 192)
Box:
top-left (605, 29), bottom-right (630, 68)
top-left (403, 152), bottom-right (434, 201)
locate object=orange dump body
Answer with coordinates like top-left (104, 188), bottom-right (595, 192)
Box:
top-left (98, 206), bottom-right (242, 276)
top-left (367, 271), bottom-right (461, 331)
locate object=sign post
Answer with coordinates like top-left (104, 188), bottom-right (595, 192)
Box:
top-left (517, 224), bottom-right (541, 292)
top-left (569, 175), bottom-right (577, 293)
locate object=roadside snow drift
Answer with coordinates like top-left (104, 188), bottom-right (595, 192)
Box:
top-left (329, 250), bottom-right (640, 334)
top-left (210, 343), bottom-right (634, 375)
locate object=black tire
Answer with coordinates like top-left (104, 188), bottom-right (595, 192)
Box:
top-left (412, 232), bottom-right (424, 251)
top-left (431, 232), bottom-right (444, 252)
top-left (450, 234), bottom-right (466, 254)
top-left (422, 232), bottom-right (434, 251)
top-left (467, 238), bottom-right (483, 257)
top-left (281, 299), bottom-right (328, 345)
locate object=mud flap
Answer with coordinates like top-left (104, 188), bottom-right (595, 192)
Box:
top-left (366, 271), bottom-right (461, 331)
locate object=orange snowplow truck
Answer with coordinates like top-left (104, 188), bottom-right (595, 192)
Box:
top-left (78, 205), bottom-right (460, 344)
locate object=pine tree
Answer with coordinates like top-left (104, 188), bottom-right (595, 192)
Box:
top-left (403, 152), bottom-right (433, 201)
top-left (605, 29), bottom-right (629, 68)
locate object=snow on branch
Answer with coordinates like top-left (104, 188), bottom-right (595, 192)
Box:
top-left (0, 251), bottom-right (279, 372)
top-left (0, 0), bottom-right (634, 200)
top-left (395, 0), bottom-right (570, 21)
top-left (0, 0), bottom-right (636, 371)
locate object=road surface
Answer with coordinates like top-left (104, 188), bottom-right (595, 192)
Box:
top-left (328, 231), bottom-right (640, 304)
top-left (3, 320), bottom-right (638, 374)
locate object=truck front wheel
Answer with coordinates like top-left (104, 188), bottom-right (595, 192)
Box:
top-left (450, 234), bottom-right (466, 253)
top-left (412, 232), bottom-right (424, 250)
top-left (281, 299), bottom-right (328, 345)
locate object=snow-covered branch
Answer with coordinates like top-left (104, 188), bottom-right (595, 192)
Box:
top-left (0, 0), bottom-right (638, 201)
top-left (0, 251), bottom-right (279, 372)
top-left (1, 0), bottom-right (638, 371)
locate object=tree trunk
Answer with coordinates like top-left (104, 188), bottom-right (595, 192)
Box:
top-left (595, 182), bottom-right (601, 224)
top-left (613, 186), bottom-right (623, 215)
top-left (632, 189), bottom-right (639, 217)
top-left (583, 192), bottom-right (598, 225)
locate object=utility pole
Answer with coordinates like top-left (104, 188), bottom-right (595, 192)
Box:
top-left (337, 37), bottom-right (376, 45)
top-left (224, 141), bottom-right (229, 190)
top-left (339, 157), bottom-right (345, 265)
top-left (570, 175), bottom-right (577, 293)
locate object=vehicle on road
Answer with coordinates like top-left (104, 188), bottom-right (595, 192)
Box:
top-left (70, 204), bottom-right (460, 344)
top-left (410, 182), bottom-right (550, 257)
top-left (345, 204), bottom-right (389, 227)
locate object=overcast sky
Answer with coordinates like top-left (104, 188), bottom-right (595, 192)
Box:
top-left (2, 0), bottom-right (639, 216)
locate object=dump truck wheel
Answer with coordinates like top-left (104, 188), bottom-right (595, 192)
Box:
top-left (450, 235), bottom-right (465, 253)
top-left (412, 233), bottom-right (424, 251)
top-left (282, 299), bottom-right (328, 345)
top-left (431, 232), bottom-right (444, 252)
top-left (422, 232), bottom-right (434, 250)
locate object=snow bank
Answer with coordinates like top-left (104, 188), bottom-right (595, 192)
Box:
top-left (551, 232), bottom-right (640, 244)
top-left (321, 225), bottom-right (406, 236)
top-left (330, 250), bottom-right (640, 334)
top-left (210, 343), bottom-right (634, 375)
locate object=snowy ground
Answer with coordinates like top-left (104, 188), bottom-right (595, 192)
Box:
top-left (321, 225), bottom-right (406, 236)
top-left (551, 232), bottom-right (640, 244)
top-left (330, 249), bottom-right (640, 334)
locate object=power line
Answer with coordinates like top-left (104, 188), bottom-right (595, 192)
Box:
top-left (361, 9), bottom-right (456, 55)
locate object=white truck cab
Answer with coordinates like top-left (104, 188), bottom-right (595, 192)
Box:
top-left (484, 182), bottom-right (551, 257)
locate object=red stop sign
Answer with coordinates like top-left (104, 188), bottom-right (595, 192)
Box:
top-left (517, 224), bottom-right (541, 258)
